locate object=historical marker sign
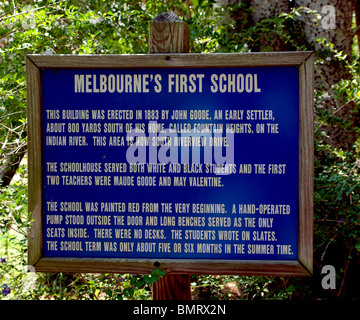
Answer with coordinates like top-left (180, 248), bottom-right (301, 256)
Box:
top-left (27, 53), bottom-right (314, 275)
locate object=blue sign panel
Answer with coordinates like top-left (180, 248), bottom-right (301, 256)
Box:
top-left (41, 66), bottom-right (299, 260)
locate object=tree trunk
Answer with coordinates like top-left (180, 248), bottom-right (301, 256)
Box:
top-left (249, 0), bottom-right (290, 51)
top-left (354, 0), bottom-right (360, 52)
top-left (250, 0), bottom-right (289, 23)
top-left (294, 0), bottom-right (353, 86)
top-left (294, 0), bottom-right (356, 151)
top-left (0, 146), bottom-right (26, 187)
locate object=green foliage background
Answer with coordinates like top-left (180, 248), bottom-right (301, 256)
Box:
top-left (0, 0), bottom-right (359, 300)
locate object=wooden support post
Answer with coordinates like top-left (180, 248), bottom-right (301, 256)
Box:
top-left (152, 274), bottom-right (191, 300)
top-left (149, 11), bottom-right (190, 54)
top-left (149, 12), bottom-right (192, 300)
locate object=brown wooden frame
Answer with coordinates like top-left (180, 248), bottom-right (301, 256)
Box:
top-left (27, 52), bottom-right (314, 275)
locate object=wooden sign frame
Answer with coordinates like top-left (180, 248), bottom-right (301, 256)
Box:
top-left (27, 52), bottom-right (313, 276)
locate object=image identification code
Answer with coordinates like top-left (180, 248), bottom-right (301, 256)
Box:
top-left (133, 303), bottom-right (226, 317)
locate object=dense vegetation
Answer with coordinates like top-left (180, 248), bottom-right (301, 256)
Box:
top-left (0, 0), bottom-right (359, 300)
